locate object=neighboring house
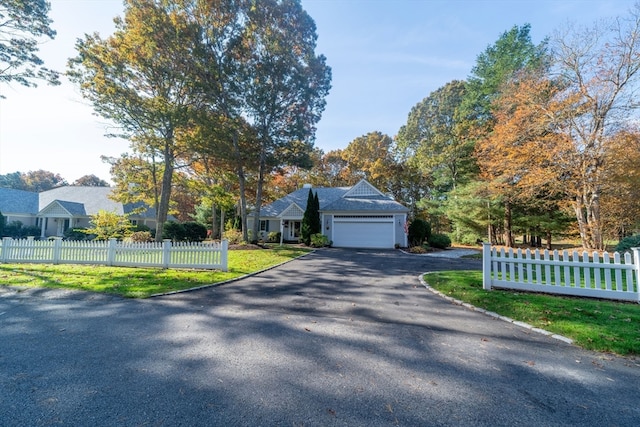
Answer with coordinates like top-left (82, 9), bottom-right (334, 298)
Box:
top-left (252, 179), bottom-right (409, 249)
top-left (0, 186), bottom-right (159, 238)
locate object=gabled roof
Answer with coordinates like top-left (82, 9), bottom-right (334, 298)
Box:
top-left (280, 202), bottom-right (305, 218)
top-left (259, 186), bottom-right (349, 217)
top-left (257, 180), bottom-right (408, 218)
top-left (39, 200), bottom-right (87, 217)
top-left (0, 187), bottom-right (39, 214)
top-left (342, 180), bottom-right (385, 198)
top-left (39, 186), bottom-right (122, 215)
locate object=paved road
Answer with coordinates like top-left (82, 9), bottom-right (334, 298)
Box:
top-left (1, 248), bottom-right (639, 426)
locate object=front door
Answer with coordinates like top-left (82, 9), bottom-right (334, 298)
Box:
top-left (287, 220), bottom-right (301, 241)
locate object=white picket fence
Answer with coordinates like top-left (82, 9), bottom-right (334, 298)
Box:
top-left (0, 237), bottom-right (228, 271)
top-left (482, 243), bottom-right (640, 303)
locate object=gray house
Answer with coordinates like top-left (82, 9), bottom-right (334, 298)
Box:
top-left (0, 186), bottom-right (159, 238)
top-left (254, 180), bottom-right (408, 249)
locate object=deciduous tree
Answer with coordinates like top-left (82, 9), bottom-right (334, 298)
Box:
top-left (72, 175), bottom-right (110, 187)
top-left (552, 5), bottom-right (640, 249)
top-left (69, 0), bottom-right (201, 241)
top-left (475, 71), bottom-right (576, 247)
top-left (243, 0), bottom-right (331, 243)
top-left (0, 0), bottom-right (59, 94)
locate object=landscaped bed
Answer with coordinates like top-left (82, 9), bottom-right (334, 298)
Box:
top-left (424, 270), bottom-right (640, 356)
top-left (0, 246), bottom-right (310, 298)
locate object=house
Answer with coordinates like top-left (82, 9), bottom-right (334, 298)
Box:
top-left (253, 180), bottom-right (409, 249)
top-left (0, 186), bottom-right (159, 238)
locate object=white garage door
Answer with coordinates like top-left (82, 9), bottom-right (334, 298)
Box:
top-left (332, 216), bottom-right (394, 249)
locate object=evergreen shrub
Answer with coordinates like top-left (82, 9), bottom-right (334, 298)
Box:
top-left (162, 221), bottom-right (186, 241)
top-left (408, 219), bottom-right (431, 246)
top-left (429, 233), bottom-right (452, 249)
top-left (182, 221), bottom-right (208, 242)
top-left (615, 235), bottom-right (640, 252)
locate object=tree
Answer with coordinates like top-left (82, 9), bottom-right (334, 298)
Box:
top-left (69, 0), bottom-right (201, 241)
top-left (341, 131), bottom-right (401, 193)
top-left (474, 70), bottom-right (576, 248)
top-left (82, 210), bottom-right (133, 241)
top-left (397, 81), bottom-right (475, 194)
top-left (0, 0), bottom-right (59, 94)
top-left (244, 0), bottom-right (331, 243)
top-left (551, 5), bottom-right (640, 250)
top-left (0, 210), bottom-right (5, 236)
top-left (300, 188), bottom-right (319, 245)
top-left (0, 172), bottom-right (23, 189)
top-left (0, 170), bottom-right (66, 191)
top-left (600, 130), bottom-right (640, 239)
top-left (462, 24), bottom-right (549, 246)
top-left (462, 24), bottom-right (548, 125)
top-left (72, 175), bottom-right (110, 187)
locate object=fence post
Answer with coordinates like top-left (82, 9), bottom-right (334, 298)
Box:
top-left (107, 238), bottom-right (117, 266)
top-left (53, 238), bottom-right (62, 264)
top-left (162, 239), bottom-right (172, 269)
top-left (482, 242), bottom-right (492, 291)
top-left (1, 237), bottom-right (12, 263)
top-left (220, 239), bottom-right (228, 272)
top-left (632, 247), bottom-right (640, 303)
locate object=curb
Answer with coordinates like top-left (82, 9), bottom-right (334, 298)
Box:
top-left (419, 272), bottom-right (574, 345)
top-left (148, 250), bottom-right (316, 298)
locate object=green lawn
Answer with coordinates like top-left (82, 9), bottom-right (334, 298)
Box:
top-left (424, 270), bottom-right (640, 356)
top-left (0, 247), bottom-right (310, 298)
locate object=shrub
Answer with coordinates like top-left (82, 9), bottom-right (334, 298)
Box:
top-left (408, 219), bottom-right (431, 246)
top-left (223, 228), bottom-right (244, 244)
top-left (0, 211), bottom-right (5, 236)
top-left (615, 234), bottom-right (640, 252)
top-left (182, 221), bottom-right (208, 242)
top-left (83, 210), bottom-right (134, 240)
top-left (132, 224), bottom-right (151, 233)
top-left (310, 233), bottom-right (331, 247)
top-left (64, 227), bottom-right (93, 241)
top-left (163, 221), bottom-right (186, 241)
top-left (2, 221), bottom-right (40, 239)
top-left (267, 231), bottom-right (281, 243)
top-left (129, 231), bottom-right (153, 242)
top-left (409, 246), bottom-right (427, 254)
top-left (429, 233), bottom-right (452, 249)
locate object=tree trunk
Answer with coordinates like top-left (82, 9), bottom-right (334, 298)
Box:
top-left (251, 144), bottom-right (267, 244)
top-left (504, 200), bottom-right (514, 247)
top-left (545, 230), bottom-right (552, 250)
top-left (587, 191), bottom-right (603, 250)
top-left (211, 204), bottom-right (217, 239)
top-left (154, 137), bottom-right (174, 242)
top-left (573, 196), bottom-right (592, 249)
top-left (231, 130), bottom-right (249, 242)
top-left (220, 209), bottom-right (225, 241)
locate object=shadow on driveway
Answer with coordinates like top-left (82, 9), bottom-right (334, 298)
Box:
top-left (1, 248), bottom-right (639, 426)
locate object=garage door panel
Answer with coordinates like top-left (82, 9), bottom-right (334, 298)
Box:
top-left (332, 220), bottom-right (394, 249)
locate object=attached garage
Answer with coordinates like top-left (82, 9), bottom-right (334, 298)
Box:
top-left (332, 215), bottom-right (395, 249)
top-left (253, 179), bottom-right (409, 249)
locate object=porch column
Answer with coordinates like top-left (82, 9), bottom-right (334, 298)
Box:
top-left (40, 217), bottom-right (46, 239)
top-left (279, 218), bottom-right (284, 246)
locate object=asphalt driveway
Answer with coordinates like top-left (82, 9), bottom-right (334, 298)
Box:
top-left (1, 248), bottom-right (639, 426)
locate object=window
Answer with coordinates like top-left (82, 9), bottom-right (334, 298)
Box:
top-left (260, 220), bottom-right (269, 232)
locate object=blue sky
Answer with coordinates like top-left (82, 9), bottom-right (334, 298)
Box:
top-left (0, 0), bottom-right (632, 183)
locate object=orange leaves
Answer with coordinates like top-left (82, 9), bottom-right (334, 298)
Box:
top-left (475, 73), bottom-right (575, 200)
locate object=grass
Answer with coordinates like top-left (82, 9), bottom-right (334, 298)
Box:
top-left (0, 247), bottom-right (310, 298)
top-left (424, 270), bottom-right (640, 356)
